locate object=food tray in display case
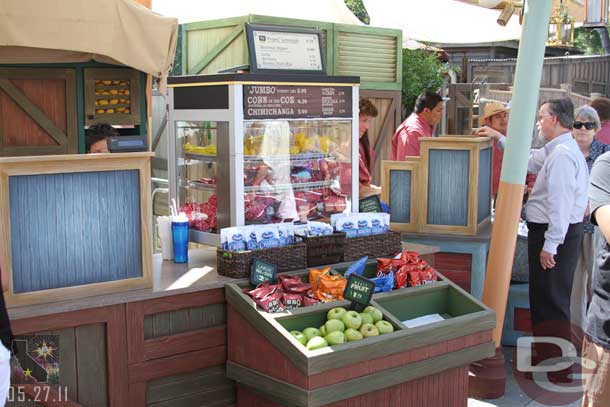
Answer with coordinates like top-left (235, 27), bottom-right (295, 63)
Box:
top-left (168, 73), bottom-right (361, 246)
top-left (224, 260), bottom-right (495, 407)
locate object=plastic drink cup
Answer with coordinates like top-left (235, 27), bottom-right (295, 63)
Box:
top-left (171, 213), bottom-right (189, 263)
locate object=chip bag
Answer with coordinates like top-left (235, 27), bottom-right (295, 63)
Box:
top-left (315, 273), bottom-right (347, 302)
top-left (309, 266), bottom-right (331, 292)
top-left (371, 270), bottom-right (394, 293)
top-left (279, 274), bottom-right (311, 294)
top-left (344, 256), bottom-right (368, 279)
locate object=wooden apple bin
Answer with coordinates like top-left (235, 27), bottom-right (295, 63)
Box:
top-left (225, 262), bottom-right (495, 406)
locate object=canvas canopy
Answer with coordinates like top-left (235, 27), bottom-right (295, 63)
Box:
top-left (0, 0), bottom-right (178, 78)
top-left (364, 0), bottom-right (523, 45)
top-left (152, 0), bottom-right (362, 25)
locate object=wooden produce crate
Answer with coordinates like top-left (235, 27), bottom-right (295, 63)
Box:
top-left (84, 67), bottom-right (141, 126)
top-left (225, 262), bottom-right (495, 407)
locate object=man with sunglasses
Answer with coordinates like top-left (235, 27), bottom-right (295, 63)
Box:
top-left (525, 99), bottom-right (589, 383)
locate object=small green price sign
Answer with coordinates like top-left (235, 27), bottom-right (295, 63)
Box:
top-left (344, 274), bottom-right (375, 312)
top-left (359, 194), bottom-right (382, 213)
top-left (250, 259), bottom-right (278, 286)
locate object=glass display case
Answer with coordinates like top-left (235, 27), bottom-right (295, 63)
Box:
top-left (168, 73), bottom-right (359, 246)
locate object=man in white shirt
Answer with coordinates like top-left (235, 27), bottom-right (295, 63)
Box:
top-left (525, 99), bottom-right (589, 382)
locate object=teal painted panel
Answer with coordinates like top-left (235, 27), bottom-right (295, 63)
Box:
top-left (9, 170), bottom-right (142, 293)
top-left (478, 147), bottom-right (492, 223)
top-left (427, 149), bottom-right (469, 226)
top-left (389, 169), bottom-right (411, 223)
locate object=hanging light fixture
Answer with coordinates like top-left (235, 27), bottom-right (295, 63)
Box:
top-left (584, 0), bottom-right (609, 27)
top-left (547, 0), bottom-right (575, 47)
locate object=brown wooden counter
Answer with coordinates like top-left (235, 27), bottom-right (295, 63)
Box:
top-left (8, 248), bottom-right (241, 407)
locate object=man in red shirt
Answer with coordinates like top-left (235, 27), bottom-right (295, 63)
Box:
top-left (591, 97), bottom-right (610, 145)
top-left (391, 92), bottom-right (443, 159)
top-left (475, 102), bottom-right (509, 196)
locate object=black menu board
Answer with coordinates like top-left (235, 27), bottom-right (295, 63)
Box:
top-left (243, 84), bottom-right (352, 120)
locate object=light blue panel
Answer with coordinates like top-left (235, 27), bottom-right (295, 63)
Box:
top-left (389, 169), bottom-right (412, 223)
top-left (9, 170), bottom-right (142, 293)
top-left (478, 147), bottom-right (492, 223)
top-left (427, 150), bottom-right (469, 226)
top-left (502, 283), bottom-right (530, 346)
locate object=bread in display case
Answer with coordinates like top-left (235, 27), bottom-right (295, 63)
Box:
top-left (168, 73), bottom-right (360, 246)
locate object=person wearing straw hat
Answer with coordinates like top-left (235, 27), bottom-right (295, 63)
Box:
top-left (475, 101), bottom-right (509, 196)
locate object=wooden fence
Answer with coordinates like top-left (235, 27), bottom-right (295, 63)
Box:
top-left (467, 55), bottom-right (610, 98)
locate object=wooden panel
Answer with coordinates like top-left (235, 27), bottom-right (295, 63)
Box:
top-left (127, 289), bottom-right (226, 363)
top-left (389, 169), bottom-right (411, 223)
top-left (477, 146), bottom-right (492, 223)
top-left (9, 170), bottom-right (142, 293)
top-left (236, 366), bottom-right (468, 407)
top-left (144, 303), bottom-right (226, 339)
top-left (84, 68), bottom-right (141, 126)
top-left (146, 365), bottom-right (235, 407)
top-left (185, 22), bottom-right (247, 75)
top-left (514, 307), bottom-right (533, 333)
top-left (427, 149), bottom-right (470, 226)
top-left (0, 68), bottom-right (77, 156)
top-left (75, 324), bottom-right (108, 407)
top-left (129, 346), bottom-right (227, 384)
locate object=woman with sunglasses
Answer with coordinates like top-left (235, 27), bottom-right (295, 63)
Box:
top-left (571, 105), bottom-right (610, 332)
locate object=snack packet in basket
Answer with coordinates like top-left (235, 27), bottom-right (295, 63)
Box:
top-left (315, 273), bottom-right (347, 302)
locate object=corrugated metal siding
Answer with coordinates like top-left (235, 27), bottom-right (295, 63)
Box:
top-left (335, 31), bottom-right (397, 83)
top-left (9, 170), bottom-right (143, 293)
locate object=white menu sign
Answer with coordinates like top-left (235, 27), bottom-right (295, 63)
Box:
top-left (252, 30), bottom-right (323, 71)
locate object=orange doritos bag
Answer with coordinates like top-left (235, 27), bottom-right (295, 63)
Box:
top-left (315, 273), bottom-right (347, 302)
top-left (309, 266), bottom-right (330, 292)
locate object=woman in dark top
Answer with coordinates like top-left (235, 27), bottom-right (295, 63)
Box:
top-left (570, 105), bottom-right (610, 331)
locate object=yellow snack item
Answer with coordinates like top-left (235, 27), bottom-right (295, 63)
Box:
top-left (116, 107), bottom-right (126, 113)
top-left (98, 99), bottom-right (109, 106)
top-left (124, 90), bottom-right (130, 96)
top-left (289, 145), bottom-right (301, 155)
top-left (119, 81), bottom-right (128, 86)
top-left (96, 109), bottom-right (105, 114)
top-left (102, 80), bottom-right (112, 85)
top-left (319, 136), bottom-right (330, 154)
top-left (294, 132), bottom-right (306, 149)
top-left (109, 89), bottom-right (119, 95)
top-left (112, 80), bottom-right (120, 85)
top-left (124, 108), bottom-right (130, 114)
top-left (106, 108), bottom-right (115, 114)
top-left (109, 99), bottom-right (119, 105)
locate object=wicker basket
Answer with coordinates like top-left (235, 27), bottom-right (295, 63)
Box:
top-left (298, 232), bottom-right (346, 267)
top-left (217, 242), bottom-right (307, 279)
top-left (343, 231), bottom-right (402, 262)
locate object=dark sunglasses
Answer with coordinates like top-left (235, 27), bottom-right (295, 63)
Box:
top-left (573, 121), bottom-right (595, 130)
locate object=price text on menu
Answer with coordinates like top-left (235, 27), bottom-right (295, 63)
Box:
top-left (243, 85), bottom-right (353, 119)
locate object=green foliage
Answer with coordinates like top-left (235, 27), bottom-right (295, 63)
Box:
top-left (344, 0), bottom-right (370, 24)
top-left (574, 26), bottom-right (608, 55)
top-left (401, 49), bottom-right (448, 115)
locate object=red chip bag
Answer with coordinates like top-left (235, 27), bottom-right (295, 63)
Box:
top-left (258, 288), bottom-right (286, 313)
top-left (246, 281), bottom-right (273, 300)
top-left (282, 292), bottom-right (303, 310)
top-left (395, 265), bottom-right (409, 289)
top-left (408, 271), bottom-right (422, 287)
top-left (279, 274), bottom-right (311, 294)
top-left (400, 251), bottom-right (420, 264)
top-left (420, 268), bottom-right (438, 285)
top-left (377, 258), bottom-right (403, 277)
top-left (303, 292), bottom-right (320, 306)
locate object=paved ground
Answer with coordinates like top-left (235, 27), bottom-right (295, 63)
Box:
top-left (468, 347), bottom-right (582, 407)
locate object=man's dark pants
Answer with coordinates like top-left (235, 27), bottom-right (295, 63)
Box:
top-left (527, 222), bottom-right (583, 380)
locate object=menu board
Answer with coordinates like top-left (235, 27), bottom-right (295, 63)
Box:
top-left (243, 85), bottom-right (352, 119)
top-left (251, 29), bottom-right (323, 72)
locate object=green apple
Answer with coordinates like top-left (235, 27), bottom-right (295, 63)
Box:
top-left (359, 312), bottom-right (374, 325)
top-left (341, 310), bottom-right (362, 330)
top-left (324, 331), bottom-right (345, 346)
top-left (303, 327), bottom-right (321, 341)
top-left (290, 330), bottom-right (307, 345)
top-left (375, 320), bottom-right (394, 335)
top-left (319, 325), bottom-right (327, 337)
top-left (325, 318), bottom-right (345, 333)
top-left (306, 336), bottom-right (328, 351)
top-left (359, 323), bottom-right (379, 338)
top-left (344, 328), bottom-right (363, 342)
top-left (327, 307), bottom-right (347, 321)
top-left (363, 306), bottom-right (383, 323)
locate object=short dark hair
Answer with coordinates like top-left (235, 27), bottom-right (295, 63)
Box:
top-left (542, 98), bottom-right (574, 129)
top-left (414, 92), bottom-right (443, 114)
top-left (591, 97), bottom-right (610, 122)
top-left (359, 98), bottom-right (378, 117)
top-left (86, 123), bottom-right (118, 152)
